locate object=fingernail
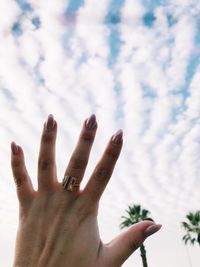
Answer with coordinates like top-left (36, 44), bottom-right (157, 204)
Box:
top-left (85, 114), bottom-right (96, 130)
top-left (46, 114), bottom-right (55, 131)
top-left (112, 129), bottom-right (123, 144)
top-left (144, 224), bottom-right (162, 237)
top-left (11, 142), bottom-right (19, 155)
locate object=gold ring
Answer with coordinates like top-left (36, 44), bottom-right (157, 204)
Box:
top-left (62, 175), bottom-right (80, 192)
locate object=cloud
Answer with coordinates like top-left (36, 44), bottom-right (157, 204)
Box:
top-left (0, 0), bottom-right (200, 267)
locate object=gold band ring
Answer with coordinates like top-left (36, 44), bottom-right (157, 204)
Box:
top-left (62, 175), bottom-right (80, 192)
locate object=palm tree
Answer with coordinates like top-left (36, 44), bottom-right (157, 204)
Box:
top-left (120, 204), bottom-right (154, 267)
top-left (182, 211), bottom-right (200, 246)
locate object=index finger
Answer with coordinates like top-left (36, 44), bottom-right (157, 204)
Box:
top-left (82, 129), bottom-right (123, 203)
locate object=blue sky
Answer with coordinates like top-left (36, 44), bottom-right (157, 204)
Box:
top-left (0, 0), bottom-right (200, 266)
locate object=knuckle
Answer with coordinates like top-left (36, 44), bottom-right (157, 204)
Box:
top-left (94, 167), bottom-right (110, 180)
top-left (75, 201), bottom-right (87, 217)
top-left (14, 176), bottom-right (23, 187)
top-left (42, 132), bottom-right (54, 143)
top-left (38, 158), bottom-right (53, 171)
top-left (81, 132), bottom-right (93, 143)
top-left (74, 200), bottom-right (96, 221)
top-left (105, 148), bottom-right (119, 160)
top-left (12, 158), bottom-right (21, 168)
top-left (70, 157), bottom-right (87, 170)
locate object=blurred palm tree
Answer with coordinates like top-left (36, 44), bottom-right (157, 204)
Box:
top-left (120, 204), bottom-right (154, 267)
top-left (182, 211), bottom-right (200, 246)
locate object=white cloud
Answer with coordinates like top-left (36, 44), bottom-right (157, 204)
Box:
top-left (185, 66), bottom-right (200, 119)
top-left (0, 1), bottom-right (200, 267)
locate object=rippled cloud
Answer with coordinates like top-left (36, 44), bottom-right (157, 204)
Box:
top-left (0, 0), bottom-right (200, 266)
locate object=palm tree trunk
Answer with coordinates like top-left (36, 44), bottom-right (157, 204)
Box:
top-left (140, 244), bottom-right (148, 267)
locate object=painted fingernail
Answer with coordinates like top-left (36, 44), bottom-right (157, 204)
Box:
top-left (144, 224), bottom-right (162, 237)
top-left (46, 114), bottom-right (55, 131)
top-left (11, 142), bottom-right (19, 155)
top-left (112, 129), bottom-right (123, 144)
top-left (85, 114), bottom-right (96, 130)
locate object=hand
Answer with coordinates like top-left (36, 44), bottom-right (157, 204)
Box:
top-left (11, 114), bottom-right (161, 267)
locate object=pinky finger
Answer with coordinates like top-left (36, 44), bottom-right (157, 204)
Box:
top-left (11, 142), bottom-right (35, 204)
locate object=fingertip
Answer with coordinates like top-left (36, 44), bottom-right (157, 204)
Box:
top-left (11, 141), bottom-right (19, 156)
top-left (85, 114), bottom-right (97, 130)
top-left (43, 114), bottom-right (57, 133)
top-left (144, 223), bottom-right (162, 237)
top-left (111, 129), bottom-right (123, 145)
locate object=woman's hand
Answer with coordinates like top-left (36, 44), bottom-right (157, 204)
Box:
top-left (11, 114), bottom-right (161, 267)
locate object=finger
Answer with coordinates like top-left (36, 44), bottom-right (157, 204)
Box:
top-left (11, 142), bottom-right (35, 204)
top-left (64, 114), bottom-right (97, 191)
top-left (82, 129), bottom-right (123, 202)
top-left (106, 221), bottom-right (162, 266)
top-left (38, 114), bottom-right (57, 191)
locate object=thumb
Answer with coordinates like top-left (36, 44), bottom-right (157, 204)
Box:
top-left (106, 221), bottom-right (162, 266)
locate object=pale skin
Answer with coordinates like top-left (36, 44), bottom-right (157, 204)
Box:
top-left (11, 114), bottom-right (161, 267)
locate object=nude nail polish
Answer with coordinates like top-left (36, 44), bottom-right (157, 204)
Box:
top-left (85, 114), bottom-right (96, 130)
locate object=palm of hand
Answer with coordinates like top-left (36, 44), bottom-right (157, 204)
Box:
top-left (11, 115), bottom-right (161, 267)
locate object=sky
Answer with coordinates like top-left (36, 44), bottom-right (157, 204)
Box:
top-left (0, 0), bottom-right (200, 266)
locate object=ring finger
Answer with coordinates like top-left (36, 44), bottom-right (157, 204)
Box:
top-left (63, 114), bottom-right (97, 192)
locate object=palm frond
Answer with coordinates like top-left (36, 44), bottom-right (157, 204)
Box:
top-left (182, 222), bottom-right (192, 231)
top-left (182, 210), bottom-right (200, 246)
top-left (183, 234), bottom-right (192, 244)
top-left (120, 204), bottom-right (153, 229)
top-left (198, 233), bottom-right (200, 245)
